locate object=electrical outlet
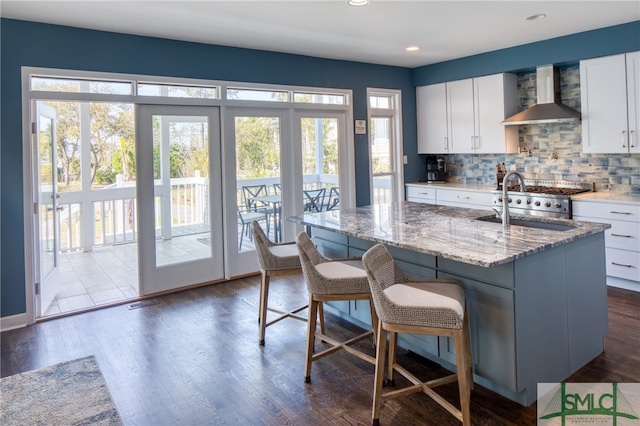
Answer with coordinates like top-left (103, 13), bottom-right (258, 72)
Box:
top-left (510, 164), bottom-right (517, 171)
top-left (403, 155), bottom-right (408, 164)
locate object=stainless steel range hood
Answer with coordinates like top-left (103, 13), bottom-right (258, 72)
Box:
top-left (502, 65), bottom-right (580, 125)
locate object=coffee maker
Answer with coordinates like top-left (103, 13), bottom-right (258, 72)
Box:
top-left (426, 155), bottom-right (446, 182)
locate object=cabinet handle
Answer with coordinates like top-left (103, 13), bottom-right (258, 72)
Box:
top-left (610, 233), bottom-right (632, 238)
top-left (631, 130), bottom-right (636, 148)
top-left (470, 135), bottom-right (475, 150)
top-left (456, 195), bottom-right (471, 199)
top-left (622, 130), bottom-right (627, 148)
top-left (611, 261), bottom-right (633, 268)
top-left (418, 192), bottom-right (430, 195)
top-left (443, 136), bottom-right (448, 151)
top-left (609, 211), bottom-right (632, 215)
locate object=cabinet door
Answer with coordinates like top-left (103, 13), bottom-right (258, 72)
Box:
top-left (417, 84), bottom-right (449, 154)
top-left (438, 272), bottom-right (517, 392)
top-left (473, 74), bottom-right (518, 154)
top-left (447, 79), bottom-right (475, 154)
top-left (627, 52), bottom-right (640, 154)
top-left (581, 54), bottom-right (630, 153)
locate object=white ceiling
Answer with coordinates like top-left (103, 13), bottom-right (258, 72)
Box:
top-left (1, 1), bottom-right (638, 68)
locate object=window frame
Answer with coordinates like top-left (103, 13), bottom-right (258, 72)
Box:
top-left (366, 87), bottom-right (404, 205)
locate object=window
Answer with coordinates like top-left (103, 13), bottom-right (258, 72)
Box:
top-left (367, 88), bottom-right (403, 205)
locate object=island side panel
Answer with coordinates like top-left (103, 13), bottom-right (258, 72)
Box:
top-left (514, 244), bottom-right (571, 405)
top-left (564, 232), bottom-right (608, 373)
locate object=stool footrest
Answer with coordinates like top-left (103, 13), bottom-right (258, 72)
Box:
top-left (312, 330), bottom-right (376, 365)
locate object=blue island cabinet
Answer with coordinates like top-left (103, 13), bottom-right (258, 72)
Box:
top-left (310, 227), bottom-right (607, 407)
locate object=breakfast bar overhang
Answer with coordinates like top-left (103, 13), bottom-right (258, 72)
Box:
top-left (288, 202), bottom-right (611, 406)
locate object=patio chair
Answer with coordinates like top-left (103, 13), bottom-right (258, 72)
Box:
top-left (273, 183), bottom-right (282, 195)
top-left (325, 187), bottom-right (339, 210)
top-left (303, 188), bottom-right (326, 212)
top-left (242, 184), bottom-right (272, 213)
top-left (237, 205), bottom-right (269, 251)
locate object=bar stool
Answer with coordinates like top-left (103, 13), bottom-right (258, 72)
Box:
top-left (295, 231), bottom-right (378, 383)
top-left (252, 221), bottom-right (324, 346)
top-left (362, 244), bottom-right (472, 426)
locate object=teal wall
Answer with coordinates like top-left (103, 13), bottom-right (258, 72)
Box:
top-left (1, 18), bottom-right (639, 319)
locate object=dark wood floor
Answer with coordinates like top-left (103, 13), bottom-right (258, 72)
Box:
top-left (2, 275), bottom-right (638, 425)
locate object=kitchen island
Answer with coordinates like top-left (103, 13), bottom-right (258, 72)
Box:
top-left (288, 202), bottom-right (610, 406)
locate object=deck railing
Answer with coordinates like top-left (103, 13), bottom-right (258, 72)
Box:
top-left (55, 173), bottom-right (341, 252)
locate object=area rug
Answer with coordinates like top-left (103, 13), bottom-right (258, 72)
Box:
top-left (1, 355), bottom-right (123, 426)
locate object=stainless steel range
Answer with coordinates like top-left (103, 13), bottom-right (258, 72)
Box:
top-left (491, 179), bottom-right (594, 218)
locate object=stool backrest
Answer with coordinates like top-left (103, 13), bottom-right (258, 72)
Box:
top-left (295, 231), bottom-right (333, 293)
top-left (362, 244), bottom-right (409, 321)
top-left (252, 220), bottom-right (301, 271)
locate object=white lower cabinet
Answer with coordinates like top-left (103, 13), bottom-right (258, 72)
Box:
top-left (405, 184), bottom-right (493, 211)
top-left (573, 199), bottom-right (640, 290)
top-left (435, 188), bottom-right (493, 210)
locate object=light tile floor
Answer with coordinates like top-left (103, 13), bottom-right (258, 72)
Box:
top-left (42, 226), bottom-right (264, 317)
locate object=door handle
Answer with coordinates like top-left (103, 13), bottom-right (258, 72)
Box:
top-left (56, 206), bottom-right (65, 211)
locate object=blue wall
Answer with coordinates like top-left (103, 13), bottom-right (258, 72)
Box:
top-left (1, 18), bottom-right (639, 319)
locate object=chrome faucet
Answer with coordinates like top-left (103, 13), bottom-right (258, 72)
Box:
top-left (500, 171), bottom-right (526, 228)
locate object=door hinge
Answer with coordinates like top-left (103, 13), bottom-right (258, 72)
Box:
top-left (34, 202), bottom-right (38, 214)
top-left (35, 282), bottom-right (40, 295)
top-left (32, 122), bottom-right (37, 134)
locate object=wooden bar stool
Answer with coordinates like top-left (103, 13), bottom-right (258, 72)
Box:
top-left (252, 221), bottom-right (324, 346)
top-left (295, 231), bottom-right (378, 383)
top-left (362, 244), bottom-right (473, 426)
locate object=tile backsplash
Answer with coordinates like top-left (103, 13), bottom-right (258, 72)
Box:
top-left (444, 64), bottom-right (640, 194)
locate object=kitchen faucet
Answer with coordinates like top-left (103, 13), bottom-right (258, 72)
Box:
top-left (499, 171), bottom-right (526, 229)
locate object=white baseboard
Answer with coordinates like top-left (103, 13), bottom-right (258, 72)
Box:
top-left (0, 313), bottom-right (28, 332)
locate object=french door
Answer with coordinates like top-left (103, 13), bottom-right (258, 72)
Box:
top-left (224, 107), bottom-right (350, 277)
top-left (34, 102), bottom-right (61, 315)
top-left (136, 105), bottom-right (224, 294)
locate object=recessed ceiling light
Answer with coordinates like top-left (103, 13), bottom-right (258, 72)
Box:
top-left (526, 14), bottom-right (546, 21)
top-left (348, 0), bottom-right (370, 6)
top-left (406, 46), bottom-right (420, 52)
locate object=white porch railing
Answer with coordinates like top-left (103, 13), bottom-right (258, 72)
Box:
top-left (55, 173), bottom-right (340, 252)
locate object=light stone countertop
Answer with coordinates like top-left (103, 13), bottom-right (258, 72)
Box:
top-left (288, 202), bottom-right (610, 268)
top-left (571, 191), bottom-right (640, 205)
top-left (405, 181), bottom-right (498, 192)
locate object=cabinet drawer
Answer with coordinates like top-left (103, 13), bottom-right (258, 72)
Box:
top-left (605, 248), bottom-right (640, 282)
top-left (572, 201), bottom-right (640, 222)
top-left (436, 189), bottom-right (492, 209)
top-left (406, 185), bottom-right (436, 203)
top-left (606, 220), bottom-right (640, 251)
top-left (574, 216), bottom-right (640, 251)
top-left (311, 228), bottom-right (347, 245)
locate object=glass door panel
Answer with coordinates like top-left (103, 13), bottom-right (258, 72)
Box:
top-left (300, 117), bottom-right (340, 211)
top-left (35, 102), bottom-right (60, 315)
top-left (225, 108), bottom-right (287, 277)
top-left (370, 117), bottom-right (394, 204)
top-left (137, 105), bottom-right (223, 294)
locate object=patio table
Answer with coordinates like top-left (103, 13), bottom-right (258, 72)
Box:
top-left (250, 194), bottom-right (282, 242)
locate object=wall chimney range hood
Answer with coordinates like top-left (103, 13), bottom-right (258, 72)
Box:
top-left (502, 65), bottom-right (581, 125)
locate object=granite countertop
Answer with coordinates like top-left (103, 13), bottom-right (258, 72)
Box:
top-left (287, 202), bottom-right (610, 268)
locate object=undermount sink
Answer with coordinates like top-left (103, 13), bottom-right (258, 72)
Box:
top-left (476, 215), bottom-right (576, 232)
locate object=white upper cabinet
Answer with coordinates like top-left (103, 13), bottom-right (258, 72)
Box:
top-left (580, 51), bottom-right (640, 154)
top-left (417, 83), bottom-right (449, 153)
top-left (417, 73), bottom-right (518, 154)
top-left (473, 74), bottom-right (519, 154)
